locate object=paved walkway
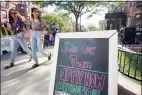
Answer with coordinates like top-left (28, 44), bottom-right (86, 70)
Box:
top-left (118, 73), bottom-right (141, 95)
top-left (1, 47), bottom-right (141, 95)
top-left (1, 48), bottom-right (53, 95)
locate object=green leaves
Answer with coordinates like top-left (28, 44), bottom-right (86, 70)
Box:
top-left (42, 13), bottom-right (73, 32)
top-left (87, 25), bottom-right (99, 31)
top-left (35, 1), bottom-right (106, 32)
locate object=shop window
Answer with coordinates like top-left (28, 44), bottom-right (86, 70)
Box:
top-left (1, 2), bottom-right (7, 8)
top-left (12, 4), bottom-right (16, 9)
top-left (1, 10), bottom-right (7, 18)
top-left (127, 17), bottom-right (131, 26)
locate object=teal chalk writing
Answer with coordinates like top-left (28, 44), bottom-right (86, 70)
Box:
top-left (55, 81), bottom-right (100, 95)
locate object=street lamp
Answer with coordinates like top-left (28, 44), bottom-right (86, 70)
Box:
top-left (80, 15), bottom-right (81, 32)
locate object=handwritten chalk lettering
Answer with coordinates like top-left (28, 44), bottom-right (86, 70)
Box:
top-left (56, 81), bottom-right (63, 91)
top-left (61, 42), bottom-right (77, 53)
top-left (60, 68), bottom-right (66, 82)
top-left (59, 68), bottom-right (106, 90)
top-left (81, 42), bottom-right (96, 56)
top-left (70, 55), bottom-right (77, 67)
top-left (70, 55), bottom-right (92, 69)
top-left (55, 81), bottom-right (100, 95)
top-left (84, 72), bottom-right (106, 90)
top-left (95, 74), bottom-right (106, 90)
top-left (55, 90), bottom-right (71, 95)
top-left (60, 68), bottom-right (84, 85)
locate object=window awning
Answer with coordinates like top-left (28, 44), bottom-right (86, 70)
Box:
top-left (105, 12), bottom-right (126, 20)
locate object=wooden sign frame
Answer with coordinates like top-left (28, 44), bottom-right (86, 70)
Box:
top-left (49, 30), bottom-right (118, 95)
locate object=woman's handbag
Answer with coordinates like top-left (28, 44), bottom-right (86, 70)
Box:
top-left (21, 21), bottom-right (31, 41)
top-left (23, 27), bottom-right (31, 41)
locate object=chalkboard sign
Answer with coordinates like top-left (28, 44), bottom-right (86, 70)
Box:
top-left (49, 30), bottom-right (118, 95)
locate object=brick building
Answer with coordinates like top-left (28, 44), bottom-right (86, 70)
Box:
top-left (0, 0), bottom-right (31, 24)
top-left (126, 1), bottom-right (142, 31)
top-left (105, 1), bottom-right (142, 31)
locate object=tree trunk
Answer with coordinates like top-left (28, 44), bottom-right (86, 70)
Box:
top-left (75, 15), bottom-right (79, 32)
top-left (0, 1), bottom-right (1, 28)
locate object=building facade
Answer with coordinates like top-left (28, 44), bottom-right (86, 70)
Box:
top-left (99, 20), bottom-right (107, 30)
top-left (126, 1), bottom-right (142, 31)
top-left (105, 3), bottom-right (127, 31)
top-left (105, 1), bottom-right (142, 31)
top-left (0, 0), bottom-right (31, 24)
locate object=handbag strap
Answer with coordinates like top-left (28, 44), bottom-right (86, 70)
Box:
top-left (21, 21), bottom-right (28, 30)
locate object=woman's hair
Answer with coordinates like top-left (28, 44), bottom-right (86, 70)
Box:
top-left (4, 22), bottom-right (7, 28)
top-left (31, 7), bottom-right (41, 21)
top-left (8, 9), bottom-right (21, 24)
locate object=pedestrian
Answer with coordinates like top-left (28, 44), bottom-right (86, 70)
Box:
top-left (29, 7), bottom-right (51, 69)
top-left (51, 25), bottom-right (58, 46)
top-left (4, 9), bottom-right (32, 69)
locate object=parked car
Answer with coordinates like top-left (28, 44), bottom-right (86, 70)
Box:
top-left (1, 36), bottom-right (11, 55)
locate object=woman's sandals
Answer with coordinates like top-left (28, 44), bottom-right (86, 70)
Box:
top-left (32, 53), bottom-right (52, 69)
top-left (48, 53), bottom-right (51, 61)
top-left (31, 64), bottom-right (39, 69)
top-left (28, 57), bottom-right (32, 62)
top-left (4, 63), bottom-right (14, 69)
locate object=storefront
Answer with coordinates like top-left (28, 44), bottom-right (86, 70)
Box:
top-left (105, 12), bottom-right (126, 31)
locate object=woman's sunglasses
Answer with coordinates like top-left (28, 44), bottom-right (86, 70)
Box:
top-left (10, 12), bottom-right (17, 14)
top-left (34, 11), bottom-right (39, 13)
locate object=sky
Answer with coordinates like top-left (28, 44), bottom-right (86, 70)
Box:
top-left (44, 5), bottom-right (108, 28)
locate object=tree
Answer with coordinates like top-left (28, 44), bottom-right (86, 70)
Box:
top-left (35, 1), bottom-right (103, 32)
top-left (42, 13), bottom-right (63, 32)
top-left (58, 13), bottom-right (74, 32)
top-left (87, 25), bottom-right (100, 31)
top-left (42, 13), bottom-right (73, 32)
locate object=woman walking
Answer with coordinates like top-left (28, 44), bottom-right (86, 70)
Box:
top-left (29, 7), bottom-right (51, 69)
top-left (4, 9), bottom-right (32, 69)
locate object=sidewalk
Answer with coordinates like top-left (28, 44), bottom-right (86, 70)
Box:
top-left (1, 47), bottom-right (141, 95)
top-left (1, 48), bottom-right (53, 95)
top-left (118, 73), bottom-right (141, 95)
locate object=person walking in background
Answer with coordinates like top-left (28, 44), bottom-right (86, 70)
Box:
top-left (51, 23), bottom-right (58, 46)
top-left (4, 9), bottom-right (32, 69)
top-left (29, 7), bottom-right (51, 69)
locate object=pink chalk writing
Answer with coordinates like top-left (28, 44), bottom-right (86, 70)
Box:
top-left (70, 55), bottom-right (77, 67)
top-left (90, 73), bottom-right (97, 88)
top-left (95, 74), bottom-right (106, 90)
top-left (60, 68), bottom-right (84, 85)
top-left (60, 68), bottom-right (66, 82)
top-left (81, 42), bottom-right (96, 56)
top-left (84, 72), bottom-right (91, 87)
top-left (84, 72), bottom-right (106, 90)
top-left (70, 55), bottom-right (92, 69)
top-left (71, 70), bottom-right (78, 84)
top-left (77, 70), bottom-right (84, 85)
top-left (61, 42), bottom-right (77, 53)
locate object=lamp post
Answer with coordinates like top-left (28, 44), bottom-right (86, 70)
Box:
top-left (80, 15), bottom-right (81, 32)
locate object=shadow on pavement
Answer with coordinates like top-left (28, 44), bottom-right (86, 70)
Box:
top-left (1, 67), bottom-right (31, 83)
top-left (1, 62), bottom-right (52, 95)
top-left (1, 60), bottom-right (51, 84)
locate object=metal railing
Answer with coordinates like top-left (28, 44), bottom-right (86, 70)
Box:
top-left (118, 48), bottom-right (142, 82)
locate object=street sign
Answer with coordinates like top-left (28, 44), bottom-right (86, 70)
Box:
top-left (49, 30), bottom-right (118, 95)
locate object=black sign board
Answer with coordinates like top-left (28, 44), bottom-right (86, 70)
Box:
top-left (49, 31), bottom-right (118, 95)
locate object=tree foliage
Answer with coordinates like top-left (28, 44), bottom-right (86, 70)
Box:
top-left (87, 25), bottom-right (100, 31)
top-left (35, 1), bottom-right (103, 32)
top-left (42, 13), bottom-right (73, 32)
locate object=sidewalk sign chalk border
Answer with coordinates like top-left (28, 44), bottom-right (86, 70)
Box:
top-left (49, 30), bottom-right (118, 95)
